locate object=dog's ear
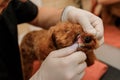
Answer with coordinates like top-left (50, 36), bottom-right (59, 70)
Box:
top-left (46, 27), bottom-right (57, 50)
top-left (47, 26), bottom-right (55, 38)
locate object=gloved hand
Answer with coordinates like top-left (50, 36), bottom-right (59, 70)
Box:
top-left (30, 43), bottom-right (87, 80)
top-left (61, 6), bottom-right (104, 46)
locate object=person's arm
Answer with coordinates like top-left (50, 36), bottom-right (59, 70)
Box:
top-left (29, 7), bottom-right (63, 29)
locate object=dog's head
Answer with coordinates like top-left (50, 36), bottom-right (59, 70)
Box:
top-left (48, 22), bottom-right (98, 66)
top-left (49, 22), bottom-right (98, 50)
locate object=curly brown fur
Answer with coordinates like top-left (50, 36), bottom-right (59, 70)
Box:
top-left (20, 22), bottom-right (98, 80)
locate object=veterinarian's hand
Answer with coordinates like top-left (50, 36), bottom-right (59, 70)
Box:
top-left (30, 43), bottom-right (87, 80)
top-left (61, 6), bottom-right (104, 46)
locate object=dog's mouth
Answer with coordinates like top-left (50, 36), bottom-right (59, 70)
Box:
top-left (77, 35), bottom-right (91, 46)
top-left (76, 34), bottom-right (96, 50)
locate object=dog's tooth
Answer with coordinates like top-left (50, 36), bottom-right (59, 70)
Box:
top-left (78, 43), bottom-right (84, 48)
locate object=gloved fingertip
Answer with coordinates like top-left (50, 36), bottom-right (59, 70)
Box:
top-left (87, 28), bottom-right (96, 36)
top-left (68, 43), bottom-right (78, 50)
top-left (98, 37), bottom-right (104, 46)
top-left (82, 24), bottom-right (97, 36)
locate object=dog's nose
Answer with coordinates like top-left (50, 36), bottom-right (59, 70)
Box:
top-left (84, 36), bottom-right (92, 43)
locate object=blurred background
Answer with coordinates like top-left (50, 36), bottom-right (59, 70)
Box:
top-left (18, 0), bottom-right (120, 80)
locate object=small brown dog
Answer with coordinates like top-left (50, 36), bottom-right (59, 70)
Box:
top-left (20, 22), bottom-right (98, 80)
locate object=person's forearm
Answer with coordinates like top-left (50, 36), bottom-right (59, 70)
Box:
top-left (29, 6), bottom-right (63, 29)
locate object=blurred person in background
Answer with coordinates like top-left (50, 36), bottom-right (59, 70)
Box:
top-left (92, 0), bottom-right (120, 27)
